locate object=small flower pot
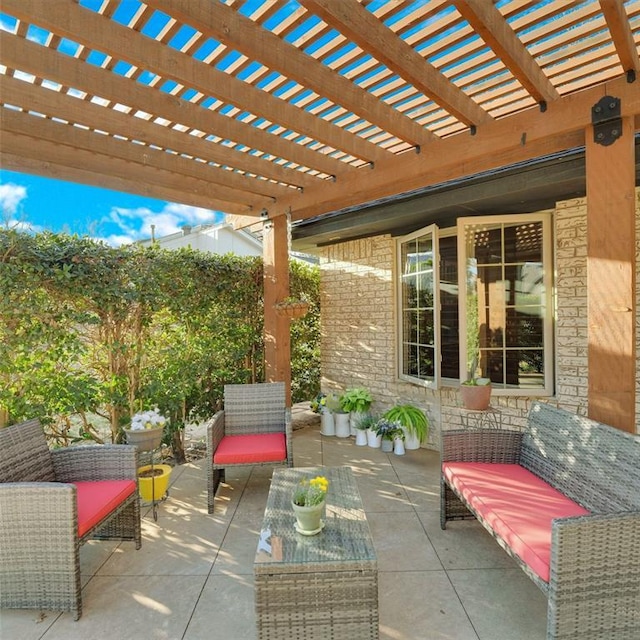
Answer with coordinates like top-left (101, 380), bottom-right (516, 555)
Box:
top-left (381, 439), bottom-right (393, 453)
top-left (366, 429), bottom-right (382, 448)
top-left (460, 384), bottom-right (492, 411)
top-left (334, 412), bottom-right (351, 438)
top-left (320, 410), bottom-right (335, 436)
top-left (137, 464), bottom-right (172, 502)
top-left (393, 437), bottom-right (405, 455)
top-left (124, 427), bottom-right (164, 452)
top-left (355, 429), bottom-right (368, 446)
top-left (349, 411), bottom-right (368, 436)
top-left (292, 500), bottom-right (325, 535)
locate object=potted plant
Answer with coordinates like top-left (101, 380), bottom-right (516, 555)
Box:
top-left (375, 417), bottom-right (401, 453)
top-left (274, 295), bottom-right (310, 319)
top-left (333, 394), bottom-right (351, 438)
top-left (393, 429), bottom-right (406, 456)
top-left (382, 404), bottom-right (428, 450)
top-left (460, 357), bottom-right (492, 410)
top-left (292, 474), bottom-right (329, 535)
top-left (339, 387), bottom-right (373, 436)
top-left (354, 413), bottom-right (377, 446)
top-left (123, 407), bottom-right (168, 452)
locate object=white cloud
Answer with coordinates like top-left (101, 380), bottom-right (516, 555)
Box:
top-left (0, 183), bottom-right (27, 216)
top-left (99, 202), bottom-right (222, 246)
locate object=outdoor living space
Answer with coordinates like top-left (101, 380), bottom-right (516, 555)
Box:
top-left (1, 417), bottom-right (548, 640)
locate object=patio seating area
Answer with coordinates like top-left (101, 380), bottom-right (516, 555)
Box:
top-left (1, 419), bottom-right (548, 640)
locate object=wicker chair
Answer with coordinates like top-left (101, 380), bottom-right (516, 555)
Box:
top-left (0, 419), bottom-right (141, 620)
top-left (207, 382), bottom-right (292, 513)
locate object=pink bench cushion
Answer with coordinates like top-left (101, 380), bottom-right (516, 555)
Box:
top-left (442, 462), bottom-right (590, 582)
top-left (73, 480), bottom-right (137, 538)
top-left (214, 433), bottom-right (286, 465)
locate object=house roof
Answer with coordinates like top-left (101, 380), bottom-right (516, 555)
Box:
top-left (1, 0), bottom-right (639, 240)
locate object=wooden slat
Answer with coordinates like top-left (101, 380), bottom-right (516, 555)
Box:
top-left (0, 75), bottom-right (302, 209)
top-left (454, 0), bottom-right (560, 105)
top-left (301, 0), bottom-right (490, 127)
top-left (586, 115), bottom-right (636, 432)
top-left (0, 152), bottom-right (252, 215)
top-left (280, 75), bottom-right (640, 220)
top-left (3, 0), bottom-right (384, 168)
top-left (0, 129), bottom-right (254, 215)
top-left (0, 32), bottom-right (323, 189)
top-left (0, 108), bottom-right (279, 207)
top-left (599, 0), bottom-right (640, 74)
top-left (145, 0), bottom-right (427, 151)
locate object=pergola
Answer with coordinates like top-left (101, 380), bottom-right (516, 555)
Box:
top-left (1, 0), bottom-right (639, 427)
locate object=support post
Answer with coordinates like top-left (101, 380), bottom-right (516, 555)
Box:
top-left (262, 214), bottom-right (292, 406)
top-left (585, 103), bottom-right (636, 432)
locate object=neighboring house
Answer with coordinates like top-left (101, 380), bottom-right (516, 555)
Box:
top-left (138, 222), bottom-right (263, 257)
top-left (293, 149), bottom-right (640, 446)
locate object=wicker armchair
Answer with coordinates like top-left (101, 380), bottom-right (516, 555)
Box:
top-left (0, 419), bottom-right (141, 620)
top-left (207, 382), bottom-right (292, 513)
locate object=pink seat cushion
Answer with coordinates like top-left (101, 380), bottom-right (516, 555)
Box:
top-left (214, 433), bottom-right (286, 465)
top-left (442, 463), bottom-right (590, 582)
top-left (73, 480), bottom-right (137, 538)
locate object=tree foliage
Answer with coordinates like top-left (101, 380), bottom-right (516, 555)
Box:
top-left (0, 229), bottom-right (319, 458)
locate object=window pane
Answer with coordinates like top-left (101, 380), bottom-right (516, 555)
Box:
top-left (404, 343), bottom-right (418, 377)
top-left (402, 275), bottom-right (417, 307)
top-left (439, 236), bottom-right (459, 379)
top-left (419, 310), bottom-right (434, 345)
top-left (418, 346), bottom-right (434, 378)
top-left (462, 218), bottom-right (550, 392)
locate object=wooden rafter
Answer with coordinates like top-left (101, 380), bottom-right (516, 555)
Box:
top-left (301, 0), bottom-right (491, 128)
top-left (454, 0), bottom-right (561, 106)
top-left (600, 0), bottom-right (640, 75)
top-left (145, 0), bottom-right (431, 149)
top-left (0, 32), bottom-right (325, 189)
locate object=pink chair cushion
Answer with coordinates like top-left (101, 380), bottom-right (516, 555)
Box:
top-left (73, 480), bottom-right (137, 538)
top-left (213, 433), bottom-right (286, 465)
top-left (442, 462), bottom-right (590, 582)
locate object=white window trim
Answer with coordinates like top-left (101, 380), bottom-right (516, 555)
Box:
top-left (396, 212), bottom-right (555, 397)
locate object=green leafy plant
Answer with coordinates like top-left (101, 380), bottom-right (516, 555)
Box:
top-left (292, 475), bottom-right (329, 506)
top-left (355, 413), bottom-right (379, 431)
top-left (374, 417), bottom-right (402, 440)
top-left (383, 404), bottom-right (429, 442)
top-left (339, 387), bottom-right (373, 413)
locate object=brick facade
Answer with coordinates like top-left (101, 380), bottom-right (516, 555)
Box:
top-left (319, 189), bottom-right (640, 448)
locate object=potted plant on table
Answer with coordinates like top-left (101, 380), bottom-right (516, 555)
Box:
top-left (339, 387), bottom-right (373, 436)
top-left (383, 404), bottom-right (429, 450)
top-left (292, 474), bottom-right (329, 535)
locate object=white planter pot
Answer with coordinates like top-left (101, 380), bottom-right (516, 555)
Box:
top-left (320, 411), bottom-right (335, 436)
top-left (366, 428), bottom-right (381, 448)
top-left (393, 438), bottom-right (405, 455)
top-left (403, 428), bottom-right (422, 450)
top-left (381, 438), bottom-right (393, 453)
top-left (355, 429), bottom-right (368, 446)
top-left (349, 411), bottom-right (368, 436)
top-left (334, 413), bottom-right (351, 438)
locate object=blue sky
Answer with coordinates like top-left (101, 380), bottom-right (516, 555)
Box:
top-left (0, 169), bottom-right (225, 246)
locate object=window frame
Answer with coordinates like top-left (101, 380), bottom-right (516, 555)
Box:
top-left (396, 212), bottom-right (555, 397)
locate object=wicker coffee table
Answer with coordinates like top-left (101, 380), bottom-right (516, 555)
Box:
top-left (254, 466), bottom-right (378, 640)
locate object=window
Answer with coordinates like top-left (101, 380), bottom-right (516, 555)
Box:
top-left (397, 213), bottom-right (553, 395)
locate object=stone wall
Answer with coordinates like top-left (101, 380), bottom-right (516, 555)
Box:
top-left (318, 190), bottom-right (640, 447)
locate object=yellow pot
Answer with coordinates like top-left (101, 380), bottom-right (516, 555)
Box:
top-left (137, 464), bottom-right (172, 502)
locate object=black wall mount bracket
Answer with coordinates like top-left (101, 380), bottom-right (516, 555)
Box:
top-left (591, 96), bottom-right (621, 146)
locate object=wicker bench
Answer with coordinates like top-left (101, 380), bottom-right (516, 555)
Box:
top-left (0, 419), bottom-right (141, 620)
top-left (441, 401), bottom-right (640, 640)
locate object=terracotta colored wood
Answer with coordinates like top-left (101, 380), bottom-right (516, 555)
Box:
top-left (586, 115), bottom-right (636, 432)
top-left (263, 214), bottom-right (292, 406)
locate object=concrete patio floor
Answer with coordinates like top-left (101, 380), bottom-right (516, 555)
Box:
top-left (1, 423), bottom-right (548, 640)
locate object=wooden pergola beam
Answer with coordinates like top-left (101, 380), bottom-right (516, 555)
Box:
top-left (1, 131), bottom-right (251, 216)
top-left (599, 0), bottom-right (640, 75)
top-left (0, 152), bottom-right (250, 214)
top-left (146, 0), bottom-right (433, 149)
top-left (280, 75), bottom-right (640, 220)
top-left (454, 0), bottom-right (560, 105)
top-left (586, 113), bottom-right (636, 432)
top-left (301, 0), bottom-right (491, 128)
top-left (3, 0), bottom-right (389, 169)
top-left (0, 31), bottom-right (328, 188)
